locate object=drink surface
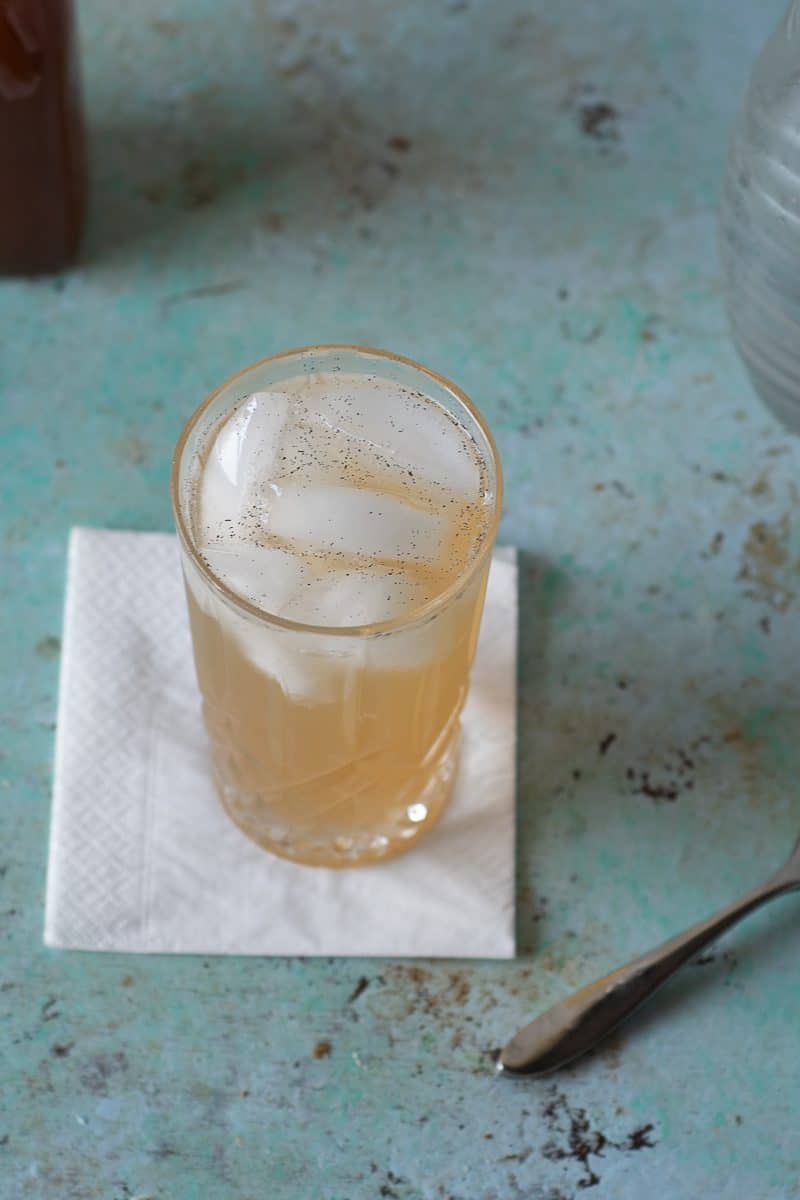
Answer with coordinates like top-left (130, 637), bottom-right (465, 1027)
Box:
top-left (188, 371), bottom-right (493, 627)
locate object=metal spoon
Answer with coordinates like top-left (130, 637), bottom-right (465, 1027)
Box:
top-left (499, 835), bottom-right (800, 1076)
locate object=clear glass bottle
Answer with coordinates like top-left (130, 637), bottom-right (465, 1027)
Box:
top-left (721, 0), bottom-right (800, 430)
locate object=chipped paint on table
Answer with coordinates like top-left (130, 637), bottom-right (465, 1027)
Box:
top-left (2, 1), bottom-right (799, 1197)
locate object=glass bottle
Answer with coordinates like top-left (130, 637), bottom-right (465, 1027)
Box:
top-left (0, 0), bottom-right (86, 274)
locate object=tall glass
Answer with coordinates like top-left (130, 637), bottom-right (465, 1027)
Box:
top-left (171, 345), bottom-right (502, 867)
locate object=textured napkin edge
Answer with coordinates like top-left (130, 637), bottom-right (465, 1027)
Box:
top-left (44, 528), bottom-right (81, 948)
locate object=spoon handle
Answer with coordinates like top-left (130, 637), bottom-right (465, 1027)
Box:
top-left (500, 873), bottom-right (796, 1076)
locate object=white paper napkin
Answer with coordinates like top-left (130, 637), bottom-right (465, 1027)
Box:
top-left (44, 528), bottom-right (517, 958)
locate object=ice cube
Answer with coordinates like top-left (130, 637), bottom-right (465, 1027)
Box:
top-left (282, 567), bottom-right (428, 627)
top-left (219, 608), bottom-right (351, 701)
top-left (202, 543), bottom-right (308, 613)
top-left (200, 391), bottom-right (290, 537)
top-left (304, 374), bottom-right (482, 499)
top-left (265, 483), bottom-right (445, 564)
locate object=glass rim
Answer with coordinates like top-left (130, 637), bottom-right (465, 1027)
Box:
top-left (171, 343), bottom-right (503, 638)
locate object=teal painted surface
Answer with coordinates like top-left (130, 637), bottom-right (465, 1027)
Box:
top-left (2, 0), bottom-right (799, 1196)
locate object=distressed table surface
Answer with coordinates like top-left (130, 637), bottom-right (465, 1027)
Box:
top-left (3, 1), bottom-right (799, 1197)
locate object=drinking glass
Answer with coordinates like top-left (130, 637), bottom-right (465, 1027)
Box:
top-left (171, 345), bottom-right (502, 867)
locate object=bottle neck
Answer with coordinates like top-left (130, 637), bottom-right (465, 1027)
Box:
top-left (787, 0), bottom-right (800, 34)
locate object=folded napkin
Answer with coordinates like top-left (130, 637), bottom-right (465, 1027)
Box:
top-left (45, 529), bottom-right (517, 958)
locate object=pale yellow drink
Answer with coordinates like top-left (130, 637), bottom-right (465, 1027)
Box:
top-left (172, 346), bottom-right (501, 867)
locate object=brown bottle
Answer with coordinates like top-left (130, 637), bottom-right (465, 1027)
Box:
top-left (0, 0), bottom-right (86, 274)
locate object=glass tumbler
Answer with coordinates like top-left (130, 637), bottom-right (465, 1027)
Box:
top-left (171, 345), bottom-right (502, 867)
